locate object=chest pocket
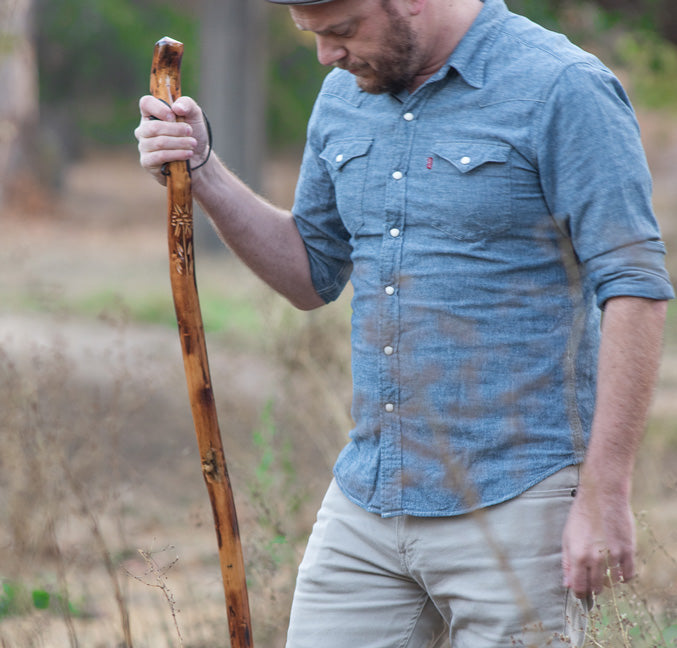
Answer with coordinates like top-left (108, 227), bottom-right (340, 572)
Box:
top-left (429, 141), bottom-right (512, 241)
top-left (320, 138), bottom-right (373, 234)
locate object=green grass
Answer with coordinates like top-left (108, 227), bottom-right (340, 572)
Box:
top-left (585, 587), bottom-right (677, 647)
top-left (1, 286), bottom-right (263, 338)
top-left (0, 581), bottom-right (83, 619)
top-left (616, 31), bottom-right (677, 113)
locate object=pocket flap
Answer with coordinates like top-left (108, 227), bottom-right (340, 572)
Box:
top-left (320, 138), bottom-right (373, 171)
top-left (433, 141), bottom-right (510, 173)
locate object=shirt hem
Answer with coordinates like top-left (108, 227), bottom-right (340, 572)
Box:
top-left (333, 460), bottom-right (581, 518)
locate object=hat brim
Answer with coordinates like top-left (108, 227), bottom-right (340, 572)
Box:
top-left (267, 0), bottom-right (335, 4)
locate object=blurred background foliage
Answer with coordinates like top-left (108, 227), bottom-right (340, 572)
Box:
top-left (32, 0), bottom-right (677, 156)
top-left (34, 0), bottom-right (327, 153)
top-left (35, 0), bottom-right (200, 154)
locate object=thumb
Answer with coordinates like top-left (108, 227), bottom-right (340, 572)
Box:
top-left (171, 96), bottom-right (210, 158)
top-left (171, 96), bottom-right (201, 121)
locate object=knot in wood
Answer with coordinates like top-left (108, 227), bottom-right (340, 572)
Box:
top-left (201, 448), bottom-right (222, 482)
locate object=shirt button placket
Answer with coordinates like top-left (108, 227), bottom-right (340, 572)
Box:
top-left (379, 105), bottom-right (415, 512)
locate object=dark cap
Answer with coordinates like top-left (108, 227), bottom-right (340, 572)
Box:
top-left (267, 0), bottom-right (335, 4)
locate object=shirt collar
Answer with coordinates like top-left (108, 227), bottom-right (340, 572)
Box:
top-left (439, 0), bottom-right (511, 89)
top-left (376, 0), bottom-right (511, 101)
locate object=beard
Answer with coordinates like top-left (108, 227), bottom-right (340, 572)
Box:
top-left (337, 6), bottom-right (420, 95)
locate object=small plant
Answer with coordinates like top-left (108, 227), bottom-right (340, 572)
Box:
top-left (249, 399), bottom-right (303, 569)
top-left (125, 546), bottom-right (184, 648)
top-left (0, 580), bottom-right (81, 619)
top-left (584, 531), bottom-right (677, 648)
top-left (584, 584), bottom-right (677, 647)
top-left (244, 400), bottom-right (310, 645)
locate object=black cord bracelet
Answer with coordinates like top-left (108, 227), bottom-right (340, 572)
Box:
top-left (190, 109), bottom-right (213, 172)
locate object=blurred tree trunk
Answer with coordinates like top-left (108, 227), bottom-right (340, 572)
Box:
top-left (196, 0), bottom-right (267, 250)
top-left (0, 0), bottom-right (39, 208)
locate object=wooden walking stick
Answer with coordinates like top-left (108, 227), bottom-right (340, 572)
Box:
top-left (149, 37), bottom-right (254, 648)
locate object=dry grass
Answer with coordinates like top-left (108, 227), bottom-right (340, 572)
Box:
top-left (0, 290), bottom-right (351, 647)
top-left (1, 126), bottom-right (676, 646)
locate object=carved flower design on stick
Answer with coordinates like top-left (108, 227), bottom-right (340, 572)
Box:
top-left (170, 203), bottom-right (194, 276)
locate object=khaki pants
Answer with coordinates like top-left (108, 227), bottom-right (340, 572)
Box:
top-left (286, 466), bottom-right (587, 648)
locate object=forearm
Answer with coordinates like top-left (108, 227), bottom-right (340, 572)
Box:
top-left (191, 154), bottom-right (325, 311)
top-left (562, 296), bottom-right (667, 597)
top-left (581, 296), bottom-right (667, 494)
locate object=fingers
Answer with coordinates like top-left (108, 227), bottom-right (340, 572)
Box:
top-left (139, 95), bottom-right (176, 122)
top-left (561, 484), bottom-right (637, 601)
top-left (562, 541), bottom-right (603, 600)
top-left (607, 550), bottom-right (635, 588)
top-left (135, 95), bottom-right (203, 184)
top-left (136, 122), bottom-right (197, 159)
top-left (135, 121), bottom-right (196, 182)
top-left (563, 541), bottom-right (635, 600)
top-left (619, 551), bottom-right (635, 584)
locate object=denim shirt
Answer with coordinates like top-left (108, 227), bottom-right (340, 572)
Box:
top-left (292, 0), bottom-right (674, 517)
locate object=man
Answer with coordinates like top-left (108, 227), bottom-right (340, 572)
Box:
top-left (135, 0), bottom-right (674, 645)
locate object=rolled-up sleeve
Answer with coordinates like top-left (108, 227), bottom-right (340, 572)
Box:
top-left (292, 100), bottom-right (353, 304)
top-left (535, 63), bottom-right (674, 307)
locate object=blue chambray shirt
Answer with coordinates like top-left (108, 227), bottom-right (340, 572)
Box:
top-left (291, 0), bottom-right (674, 517)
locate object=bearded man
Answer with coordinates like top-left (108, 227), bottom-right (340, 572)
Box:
top-left (135, 0), bottom-right (674, 645)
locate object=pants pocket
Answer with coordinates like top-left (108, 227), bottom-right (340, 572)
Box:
top-left (519, 465), bottom-right (580, 499)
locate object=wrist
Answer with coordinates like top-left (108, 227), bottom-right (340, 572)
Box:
top-left (578, 461), bottom-right (633, 500)
top-left (190, 153), bottom-right (214, 194)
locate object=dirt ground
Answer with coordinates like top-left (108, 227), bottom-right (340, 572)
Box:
top-left (1, 108), bottom-right (677, 647)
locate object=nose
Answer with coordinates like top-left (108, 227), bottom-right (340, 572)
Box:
top-left (315, 35), bottom-right (347, 67)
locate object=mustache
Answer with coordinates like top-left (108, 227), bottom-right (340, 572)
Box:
top-left (335, 59), bottom-right (371, 74)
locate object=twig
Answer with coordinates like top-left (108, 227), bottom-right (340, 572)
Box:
top-left (125, 546), bottom-right (183, 648)
top-left (606, 568), bottom-right (633, 648)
